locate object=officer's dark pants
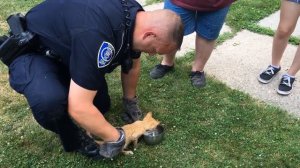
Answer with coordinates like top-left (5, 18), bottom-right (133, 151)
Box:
top-left (8, 53), bottom-right (110, 151)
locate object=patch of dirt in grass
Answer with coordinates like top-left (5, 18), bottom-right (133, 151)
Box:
top-left (0, 21), bottom-right (8, 32)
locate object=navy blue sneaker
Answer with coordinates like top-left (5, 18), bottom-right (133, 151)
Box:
top-left (258, 65), bottom-right (281, 84)
top-left (277, 74), bottom-right (295, 96)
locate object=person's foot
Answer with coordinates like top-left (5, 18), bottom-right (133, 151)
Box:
top-left (189, 71), bottom-right (206, 88)
top-left (258, 65), bottom-right (281, 84)
top-left (149, 64), bottom-right (174, 79)
top-left (277, 74), bottom-right (295, 96)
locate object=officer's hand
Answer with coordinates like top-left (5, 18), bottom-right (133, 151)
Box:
top-left (98, 128), bottom-right (125, 159)
top-left (122, 96), bottom-right (143, 123)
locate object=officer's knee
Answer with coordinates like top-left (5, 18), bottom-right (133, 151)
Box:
top-left (30, 93), bottom-right (68, 132)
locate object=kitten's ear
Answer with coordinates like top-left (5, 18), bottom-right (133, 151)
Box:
top-left (144, 112), bottom-right (153, 120)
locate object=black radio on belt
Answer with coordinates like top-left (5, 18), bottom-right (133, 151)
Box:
top-left (0, 13), bottom-right (37, 66)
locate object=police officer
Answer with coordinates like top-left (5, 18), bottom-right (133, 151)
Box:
top-left (2, 0), bottom-right (183, 159)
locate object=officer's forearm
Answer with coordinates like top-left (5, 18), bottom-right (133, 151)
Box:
top-left (121, 58), bottom-right (140, 99)
top-left (69, 104), bottom-right (120, 142)
top-left (68, 79), bottom-right (119, 142)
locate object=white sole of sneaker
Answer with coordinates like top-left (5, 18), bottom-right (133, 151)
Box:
top-left (276, 88), bottom-right (292, 96)
top-left (257, 76), bottom-right (272, 84)
top-left (257, 67), bottom-right (281, 84)
top-left (257, 72), bottom-right (280, 84)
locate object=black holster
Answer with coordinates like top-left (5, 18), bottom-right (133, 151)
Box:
top-left (0, 13), bottom-right (37, 66)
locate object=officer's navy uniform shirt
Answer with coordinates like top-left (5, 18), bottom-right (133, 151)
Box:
top-left (25, 0), bottom-right (143, 90)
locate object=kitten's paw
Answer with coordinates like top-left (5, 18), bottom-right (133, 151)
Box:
top-left (94, 140), bottom-right (105, 145)
top-left (123, 150), bottom-right (134, 155)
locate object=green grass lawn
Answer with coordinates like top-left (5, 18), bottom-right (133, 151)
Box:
top-left (1, 0), bottom-right (300, 167)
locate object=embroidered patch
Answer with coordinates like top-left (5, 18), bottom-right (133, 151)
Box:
top-left (97, 41), bottom-right (115, 68)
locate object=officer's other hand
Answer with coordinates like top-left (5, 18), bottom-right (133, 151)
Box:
top-left (98, 128), bottom-right (125, 159)
top-left (122, 96), bottom-right (142, 123)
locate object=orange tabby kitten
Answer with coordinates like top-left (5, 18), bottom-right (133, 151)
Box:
top-left (121, 112), bottom-right (160, 155)
top-left (92, 112), bottom-right (160, 155)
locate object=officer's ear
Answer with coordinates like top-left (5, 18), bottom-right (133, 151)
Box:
top-left (142, 31), bottom-right (156, 40)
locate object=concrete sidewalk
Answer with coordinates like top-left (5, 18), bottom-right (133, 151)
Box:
top-left (258, 11), bottom-right (300, 37)
top-left (139, 1), bottom-right (300, 116)
top-left (207, 30), bottom-right (300, 116)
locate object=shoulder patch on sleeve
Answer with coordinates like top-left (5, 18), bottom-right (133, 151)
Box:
top-left (97, 41), bottom-right (115, 68)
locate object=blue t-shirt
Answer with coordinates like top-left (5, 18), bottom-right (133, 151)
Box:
top-left (25, 0), bottom-right (143, 90)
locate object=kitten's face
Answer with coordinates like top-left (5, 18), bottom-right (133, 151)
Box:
top-left (143, 112), bottom-right (160, 130)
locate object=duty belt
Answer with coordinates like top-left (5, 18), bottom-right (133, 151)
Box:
top-left (0, 13), bottom-right (38, 66)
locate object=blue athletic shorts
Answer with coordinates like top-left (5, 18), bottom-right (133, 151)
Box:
top-left (288, 0), bottom-right (300, 4)
top-left (164, 0), bottom-right (230, 40)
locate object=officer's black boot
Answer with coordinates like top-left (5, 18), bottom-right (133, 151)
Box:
top-left (56, 119), bottom-right (104, 159)
top-left (76, 130), bottom-right (103, 159)
top-left (55, 117), bottom-right (101, 158)
top-left (0, 35), bottom-right (8, 46)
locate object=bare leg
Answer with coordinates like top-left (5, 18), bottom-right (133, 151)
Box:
top-left (192, 35), bottom-right (215, 72)
top-left (161, 50), bottom-right (177, 66)
top-left (271, 0), bottom-right (299, 66)
top-left (288, 45), bottom-right (300, 76)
